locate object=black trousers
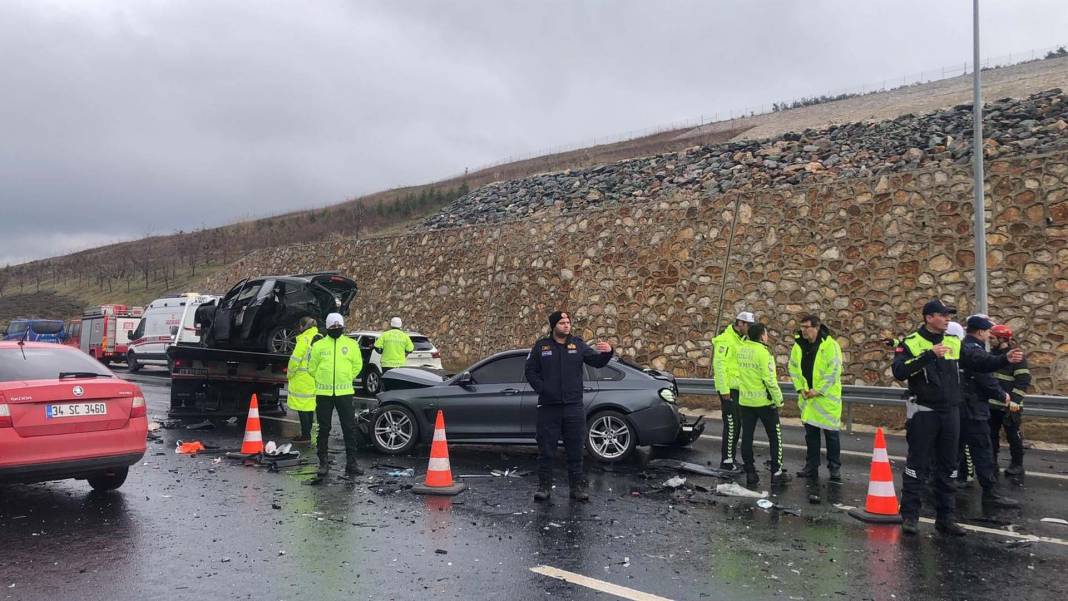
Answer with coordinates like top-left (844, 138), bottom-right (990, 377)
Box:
top-left (297, 410), bottom-right (315, 439)
top-left (989, 409), bottom-right (1024, 467)
top-left (901, 408), bottom-right (959, 521)
top-left (740, 405), bottom-right (783, 473)
top-left (316, 394), bottom-right (359, 469)
top-left (803, 423), bottom-right (841, 470)
top-left (536, 402), bottom-right (585, 483)
top-left (960, 417), bottom-right (997, 491)
top-left (720, 390), bottom-right (741, 465)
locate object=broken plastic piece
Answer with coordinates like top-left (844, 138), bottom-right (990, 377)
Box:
top-left (662, 476), bottom-right (687, 488)
top-left (649, 458), bottom-right (733, 478)
top-left (186, 419), bottom-right (215, 430)
top-left (387, 468), bottom-right (415, 477)
top-left (175, 440), bottom-right (206, 455)
top-left (1040, 517), bottom-right (1068, 526)
top-left (715, 482), bottom-right (768, 498)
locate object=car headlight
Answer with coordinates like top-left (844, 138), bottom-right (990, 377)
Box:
top-left (658, 388), bottom-right (676, 404)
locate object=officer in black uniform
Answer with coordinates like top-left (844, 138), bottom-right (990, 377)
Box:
top-left (892, 300), bottom-right (1022, 536)
top-left (524, 311), bottom-right (613, 502)
top-left (958, 315), bottom-right (1019, 507)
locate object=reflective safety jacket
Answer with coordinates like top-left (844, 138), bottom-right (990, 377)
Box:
top-left (891, 327), bottom-right (1007, 412)
top-left (712, 325), bottom-right (746, 395)
top-left (788, 325), bottom-right (843, 430)
top-left (309, 334), bottom-right (362, 397)
top-left (374, 328), bottom-right (414, 368)
top-left (736, 339), bottom-right (783, 408)
top-left (990, 347), bottom-right (1031, 409)
top-left (286, 325), bottom-right (322, 411)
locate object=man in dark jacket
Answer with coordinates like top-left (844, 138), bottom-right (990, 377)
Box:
top-left (958, 316), bottom-right (1019, 507)
top-left (524, 311), bottom-right (613, 502)
top-left (988, 324), bottom-right (1030, 475)
top-left (891, 300), bottom-right (1022, 536)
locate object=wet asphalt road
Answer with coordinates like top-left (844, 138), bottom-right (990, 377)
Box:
top-left (2, 373), bottom-right (1067, 601)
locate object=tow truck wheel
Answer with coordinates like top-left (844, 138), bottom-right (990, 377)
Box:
top-left (127, 351), bottom-right (141, 373)
top-left (586, 410), bottom-right (636, 463)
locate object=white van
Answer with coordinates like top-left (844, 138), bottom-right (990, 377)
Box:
top-left (126, 293), bottom-right (217, 372)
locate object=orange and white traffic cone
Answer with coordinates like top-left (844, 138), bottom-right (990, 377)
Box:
top-left (239, 393), bottom-right (265, 455)
top-left (849, 427), bottom-right (903, 524)
top-left (412, 410), bottom-right (466, 496)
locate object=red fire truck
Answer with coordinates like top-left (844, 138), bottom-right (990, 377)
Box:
top-left (79, 305), bottom-right (144, 365)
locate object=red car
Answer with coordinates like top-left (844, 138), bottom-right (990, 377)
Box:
top-left (0, 341), bottom-right (146, 490)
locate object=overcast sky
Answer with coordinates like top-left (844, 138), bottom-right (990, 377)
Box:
top-left (2, 0), bottom-right (1066, 266)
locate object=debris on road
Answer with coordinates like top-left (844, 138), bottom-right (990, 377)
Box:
top-left (648, 458), bottom-right (735, 478)
top-left (387, 468), bottom-right (415, 477)
top-left (756, 498), bottom-right (802, 516)
top-left (185, 419), bottom-right (215, 430)
top-left (490, 467), bottom-right (530, 478)
top-left (662, 476), bottom-right (687, 488)
top-left (175, 440), bottom-right (206, 455)
top-left (1040, 517), bottom-right (1068, 526)
top-left (715, 482), bottom-right (768, 498)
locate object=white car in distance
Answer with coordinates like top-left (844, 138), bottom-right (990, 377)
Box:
top-left (347, 330), bottom-right (443, 395)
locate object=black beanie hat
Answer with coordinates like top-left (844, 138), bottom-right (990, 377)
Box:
top-left (548, 311), bottom-right (569, 330)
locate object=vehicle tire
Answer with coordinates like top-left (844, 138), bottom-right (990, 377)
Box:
top-left (585, 410), bottom-right (637, 463)
top-left (87, 467), bottom-right (129, 491)
top-left (266, 324), bottom-right (298, 355)
top-left (363, 367), bottom-right (383, 396)
top-left (127, 351), bottom-right (141, 373)
top-left (370, 404), bottom-right (419, 455)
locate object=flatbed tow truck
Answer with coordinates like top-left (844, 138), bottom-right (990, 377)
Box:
top-left (166, 343), bottom-right (289, 417)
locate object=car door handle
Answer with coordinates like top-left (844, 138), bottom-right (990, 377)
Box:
top-left (502, 388), bottom-right (521, 395)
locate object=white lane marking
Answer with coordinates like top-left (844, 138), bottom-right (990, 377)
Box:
top-left (531, 566), bottom-right (674, 601)
top-left (700, 434), bottom-right (1068, 482)
top-left (834, 504), bottom-right (1068, 547)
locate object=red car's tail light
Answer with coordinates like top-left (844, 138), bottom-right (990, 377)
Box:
top-left (0, 403), bottom-right (11, 428)
top-left (130, 396), bottom-right (146, 418)
top-left (432, 351), bottom-right (441, 359)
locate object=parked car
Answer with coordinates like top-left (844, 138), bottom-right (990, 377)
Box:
top-left (349, 330), bottom-right (443, 395)
top-left (127, 293), bottom-right (217, 372)
top-left (368, 349), bottom-right (704, 462)
top-left (0, 341), bottom-right (147, 490)
top-left (195, 273), bottom-right (357, 354)
top-left (2, 319), bottom-right (67, 343)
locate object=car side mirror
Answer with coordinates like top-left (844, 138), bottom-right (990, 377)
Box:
top-left (455, 372), bottom-right (473, 386)
top-left (170, 326), bottom-right (179, 336)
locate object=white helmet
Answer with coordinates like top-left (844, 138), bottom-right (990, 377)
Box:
top-left (390, 317), bottom-right (403, 329)
top-left (325, 313), bottom-right (345, 329)
top-left (945, 321), bottom-right (965, 340)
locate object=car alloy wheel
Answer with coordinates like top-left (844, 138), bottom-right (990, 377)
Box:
top-left (268, 326), bottom-right (297, 354)
top-left (364, 369), bottom-right (382, 395)
top-left (587, 411), bottom-right (635, 462)
top-left (372, 406), bottom-right (416, 453)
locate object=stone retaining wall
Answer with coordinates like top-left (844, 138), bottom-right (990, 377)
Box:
top-left (205, 151), bottom-right (1068, 394)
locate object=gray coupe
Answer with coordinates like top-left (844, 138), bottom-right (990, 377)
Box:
top-left (368, 349), bottom-right (705, 462)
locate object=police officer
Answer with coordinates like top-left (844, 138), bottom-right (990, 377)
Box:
top-left (737, 322), bottom-right (790, 488)
top-left (892, 300), bottom-right (1022, 536)
top-left (989, 324), bottom-right (1029, 475)
top-left (524, 311), bottom-right (613, 502)
top-left (957, 315), bottom-right (1019, 507)
top-left (712, 310), bottom-right (755, 471)
top-left (374, 317), bottom-right (414, 375)
top-left (788, 315), bottom-right (843, 481)
top-left (309, 313), bottom-right (363, 478)
top-left (287, 316), bottom-right (321, 443)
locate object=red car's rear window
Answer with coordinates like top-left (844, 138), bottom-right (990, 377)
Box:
top-left (0, 348), bottom-right (113, 382)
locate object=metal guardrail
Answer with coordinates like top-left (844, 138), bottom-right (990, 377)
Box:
top-left (675, 378), bottom-right (1068, 433)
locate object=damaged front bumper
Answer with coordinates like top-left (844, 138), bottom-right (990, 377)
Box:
top-left (673, 414), bottom-right (705, 446)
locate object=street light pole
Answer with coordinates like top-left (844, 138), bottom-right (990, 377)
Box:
top-left (972, 0), bottom-right (988, 315)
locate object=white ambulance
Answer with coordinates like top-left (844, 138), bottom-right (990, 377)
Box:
top-left (126, 293), bottom-right (217, 372)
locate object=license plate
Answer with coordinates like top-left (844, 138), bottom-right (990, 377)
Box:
top-left (47, 402), bottom-right (108, 419)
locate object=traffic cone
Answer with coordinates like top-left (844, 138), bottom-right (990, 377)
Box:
top-left (239, 393), bottom-right (265, 455)
top-left (849, 427), bottom-right (903, 524)
top-left (412, 410), bottom-right (466, 496)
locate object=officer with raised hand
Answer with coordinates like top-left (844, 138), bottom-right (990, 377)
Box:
top-left (892, 300), bottom-right (1022, 536)
top-left (988, 324), bottom-right (1029, 475)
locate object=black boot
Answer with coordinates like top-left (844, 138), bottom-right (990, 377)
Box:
top-left (534, 478), bottom-right (552, 502)
top-left (569, 477), bottom-right (590, 502)
top-left (745, 470), bottom-right (760, 489)
top-left (345, 462), bottom-right (363, 477)
top-left (828, 466), bottom-right (842, 481)
top-left (1005, 464), bottom-right (1025, 476)
top-left (796, 465), bottom-right (818, 479)
top-left (771, 469), bottom-right (792, 484)
top-left (901, 517), bottom-right (919, 535)
top-left (316, 455), bottom-right (330, 477)
top-left (982, 488), bottom-right (1020, 508)
top-left (935, 520), bottom-right (967, 536)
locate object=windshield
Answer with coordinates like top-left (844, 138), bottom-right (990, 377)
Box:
top-left (6, 322), bottom-right (29, 336)
top-left (0, 347), bottom-right (114, 382)
top-left (29, 321), bottom-right (65, 334)
top-left (411, 336), bottom-right (434, 351)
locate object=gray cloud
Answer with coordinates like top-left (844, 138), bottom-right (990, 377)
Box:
top-left (1, 0), bottom-right (1066, 265)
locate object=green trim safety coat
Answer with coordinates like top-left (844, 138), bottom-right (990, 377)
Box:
top-left (736, 339), bottom-right (783, 408)
top-left (374, 328), bottom-right (414, 368)
top-left (712, 326), bottom-right (745, 395)
top-left (309, 334), bottom-right (362, 397)
top-left (788, 330), bottom-right (844, 431)
top-left (286, 326), bottom-right (321, 411)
